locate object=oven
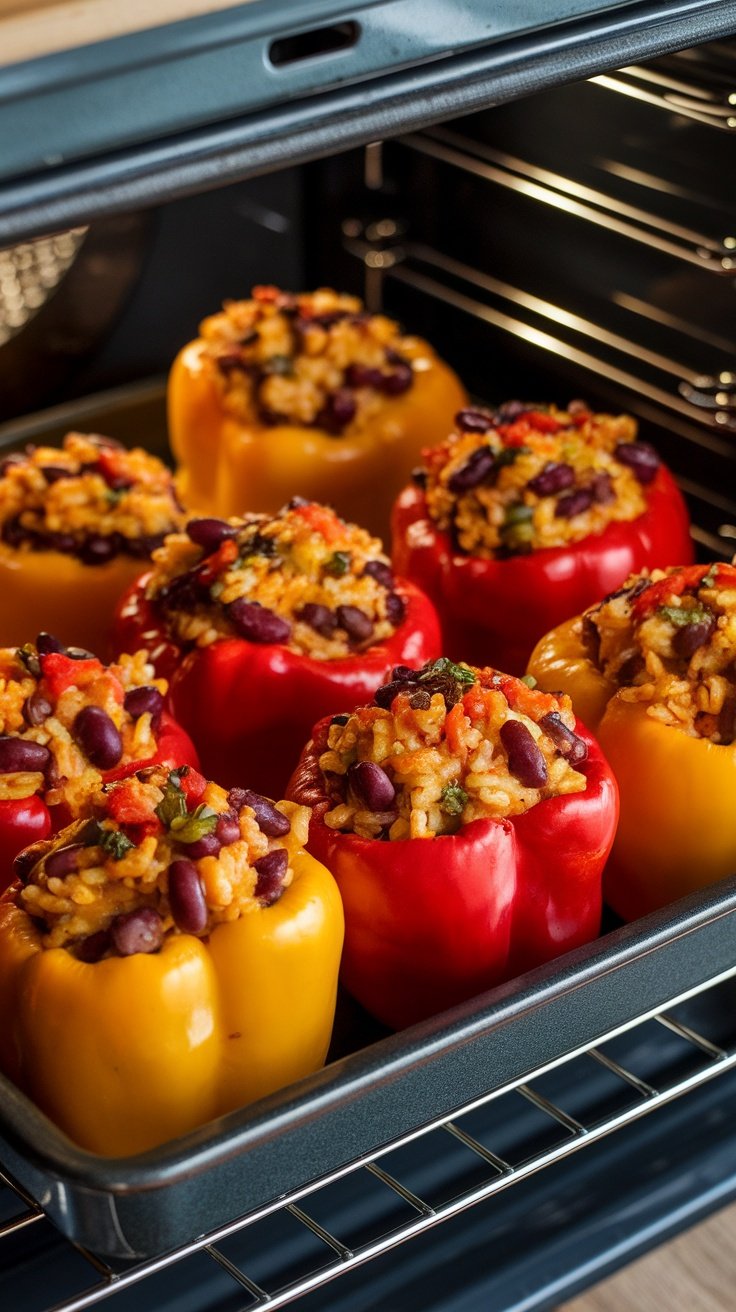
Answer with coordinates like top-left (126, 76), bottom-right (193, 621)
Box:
top-left (2, 4), bottom-right (736, 1309)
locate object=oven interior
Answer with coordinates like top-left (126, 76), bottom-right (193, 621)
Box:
top-left (2, 33), bottom-right (736, 1312)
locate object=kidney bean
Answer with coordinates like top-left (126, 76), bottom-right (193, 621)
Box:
top-left (75, 930), bottom-right (111, 962)
top-left (36, 632), bottom-right (65, 656)
top-left (45, 532), bottom-right (78, 554)
top-left (0, 737), bottom-right (50, 774)
top-left (500, 719), bottom-right (548, 789)
top-left (554, 488), bottom-right (594, 519)
top-left (233, 789), bottom-right (291, 837)
top-left (363, 559), bottom-right (394, 589)
top-left (215, 813), bottom-right (241, 846)
top-left (336, 605), bottom-right (373, 643)
top-left (392, 665), bottom-right (416, 681)
top-left (297, 603), bottom-right (337, 637)
top-left (158, 570), bottom-right (206, 612)
top-left (374, 678), bottom-right (415, 708)
top-left (2, 517), bottom-right (27, 547)
top-left (331, 713), bottom-right (350, 727)
top-left (448, 446), bottom-right (496, 494)
top-left (411, 466), bottom-right (428, 488)
top-left (385, 593), bottom-right (406, 626)
top-left (456, 408), bottom-right (493, 433)
top-left (539, 712), bottom-right (588, 766)
top-left (349, 760), bottom-right (395, 810)
top-left (228, 599), bottom-right (291, 644)
top-left (590, 472), bottom-right (615, 504)
top-left (40, 465), bottom-right (74, 483)
top-left (22, 690), bottom-right (52, 727)
top-left (674, 615), bottom-right (716, 660)
top-left (614, 441), bottom-right (660, 485)
top-left (78, 534), bottom-right (121, 566)
top-left (127, 532), bottom-right (166, 559)
top-left (528, 462), bottom-right (575, 497)
top-left (345, 363), bottom-right (385, 390)
top-left (168, 859), bottom-right (208, 934)
top-left (495, 400), bottom-right (530, 424)
top-left (111, 907), bottom-right (164, 956)
top-left (73, 706), bottom-right (123, 770)
top-left (184, 833), bottom-right (222, 859)
top-left (124, 686), bottom-right (164, 725)
top-left (186, 518), bottom-right (237, 554)
top-left (317, 388), bottom-right (357, 434)
top-left (381, 360), bottom-right (413, 396)
top-left (254, 848), bottom-right (289, 905)
top-left (45, 843), bottom-right (85, 880)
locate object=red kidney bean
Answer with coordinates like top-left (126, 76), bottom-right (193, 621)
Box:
top-left (36, 632), bottom-right (65, 656)
top-left (539, 712), bottom-right (588, 766)
top-left (346, 363), bottom-right (385, 390)
top-left (45, 843), bottom-right (86, 880)
top-left (186, 518), bottom-right (237, 553)
top-left (385, 593), bottom-right (406, 626)
top-left (297, 603), bottom-right (337, 637)
top-left (45, 532), bottom-right (78, 553)
top-left (22, 690), bottom-right (52, 727)
top-left (528, 462), bottom-right (575, 497)
top-left (500, 719), bottom-right (548, 789)
top-left (554, 488), bottom-right (594, 519)
top-left (617, 653), bottom-right (645, 685)
top-left (254, 848), bottom-right (289, 905)
top-left (75, 930), bottom-right (111, 962)
top-left (228, 599), bottom-right (291, 644)
top-left (124, 686), bottom-right (164, 724)
top-left (168, 859), bottom-right (208, 933)
top-left (232, 789), bottom-right (291, 837)
top-left (111, 908), bottom-right (164, 956)
top-left (215, 813), bottom-right (241, 846)
top-left (184, 833), bottom-right (222, 859)
top-left (495, 400), bottom-right (531, 424)
top-left (590, 472), bottom-right (615, 504)
top-left (127, 532), bottom-right (167, 558)
top-left (674, 615), bottom-right (716, 660)
top-left (411, 466), bottom-right (428, 488)
top-left (317, 388), bottom-right (357, 433)
top-left (2, 518), bottom-right (25, 547)
top-left (0, 737), bottom-right (51, 774)
top-left (73, 706), bottom-right (123, 770)
top-left (349, 760), bottom-right (396, 810)
top-left (336, 605), bottom-right (373, 643)
top-left (78, 533), bottom-right (121, 566)
top-left (331, 713), bottom-right (350, 726)
top-left (614, 441), bottom-right (660, 485)
top-left (374, 678), bottom-right (415, 708)
top-left (456, 408), bottom-right (493, 433)
top-left (40, 465), bottom-right (74, 483)
top-left (381, 360), bottom-right (413, 396)
top-left (363, 559), bottom-right (394, 589)
top-left (448, 446), bottom-right (496, 494)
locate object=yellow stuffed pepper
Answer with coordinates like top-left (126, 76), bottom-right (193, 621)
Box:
top-left (0, 764), bottom-right (344, 1156)
top-left (528, 562), bottom-right (736, 919)
top-left (0, 432), bottom-right (184, 653)
top-left (168, 285), bottom-right (466, 538)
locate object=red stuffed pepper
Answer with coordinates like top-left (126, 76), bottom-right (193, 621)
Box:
top-left (113, 500), bottom-right (441, 798)
top-left (288, 657), bottom-right (618, 1029)
top-left (392, 401), bottom-right (693, 675)
top-left (0, 634), bottom-right (197, 889)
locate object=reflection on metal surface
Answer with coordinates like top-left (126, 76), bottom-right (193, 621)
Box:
top-left (0, 229), bottom-right (87, 346)
top-left (590, 72), bottom-right (736, 130)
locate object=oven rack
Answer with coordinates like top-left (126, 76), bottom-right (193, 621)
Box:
top-left (4, 964), bottom-right (736, 1312)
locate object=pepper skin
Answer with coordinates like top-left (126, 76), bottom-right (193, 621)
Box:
top-left (169, 338), bottom-right (466, 539)
top-left (527, 578), bottom-right (736, 920)
top-left (288, 717), bottom-right (618, 1029)
top-left (113, 575), bottom-right (441, 797)
top-left (0, 849), bottom-right (343, 1156)
top-left (392, 466), bottom-right (693, 675)
top-left (0, 546), bottom-right (152, 656)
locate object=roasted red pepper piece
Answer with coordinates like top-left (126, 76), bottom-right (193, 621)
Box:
top-left (113, 575), bottom-right (441, 798)
top-left (288, 717), bottom-right (618, 1029)
top-left (391, 465), bottom-right (693, 675)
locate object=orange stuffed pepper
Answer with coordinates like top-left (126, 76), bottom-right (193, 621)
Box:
top-left (0, 432), bottom-right (184, 653)
top-left (168, 285), bottom-right (466, 538)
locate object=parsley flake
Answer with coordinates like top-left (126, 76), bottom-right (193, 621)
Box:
top-left (169, 805), bottom-right (219, 845)
top-left (325, 551), bottom-right (351, 578)
top-left (154, 771), bottom-right (188, 829)
top-left (421, 658), bottom-right (476, 687)
top-left (99, 828), bottom-right (135, 861)
top-left (440, 783), bottom-right (468, 816)
top-left (658, 603), bottom-right (712, 628)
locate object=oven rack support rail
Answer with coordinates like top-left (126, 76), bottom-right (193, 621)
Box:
top-left (4, 963), bottom-right (736, 1312)
top-left (2, 0), bottom-right (736, 244)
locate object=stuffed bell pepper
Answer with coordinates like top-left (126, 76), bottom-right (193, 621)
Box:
top-left (288, 657), bottom-right (618, 1029)
top-left (0, 764), bottom-right (343, 1155)
top-left (528, 561), bottom-right (736, 920)
top-left (168, 285), bottom-right (466, 538)
top-left (113, 499), bottom-right (441, 797)
top-left (392, 401), bottom-right (693, 674)
top-left (0, 431), bottom-right (184, 653)
top-left (0, 634), bottom-right (197, 889)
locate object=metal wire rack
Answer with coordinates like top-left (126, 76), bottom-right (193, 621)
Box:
top-left (4, 965), bottom-right (736, 1312)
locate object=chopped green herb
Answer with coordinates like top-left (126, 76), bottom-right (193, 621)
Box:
top-left (421, 658), bottom-right (476, 687)
top-left (440, 783), bottom-right (468, 816)
top-left (521, 674), bottom-right (537, 688)
top-left (503, 503), bottom-right (534, 526)
top-left (658, 604), bottom-right (712, 628)
top-left (170, 805), bottom-right (219, 844)
top-left (105, 488), bottom-right (124, 507)
top-left (17, 643), bottom-right (41, 679)
top-left (701, 565), bottom-right (719, 590)
top-left (99, 828), bottom-right (135, 861)
top-left (261, 354), bottom-right (294, 377)
top-left (325, 550), bottom-right (351, 578)
top-left (155, 772), bottom-right (188, 829)
top-left (496, 445), bottom-right (531, 468)
top-left (210, 582), bottom-right (224, 599)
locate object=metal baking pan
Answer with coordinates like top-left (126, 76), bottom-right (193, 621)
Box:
top-left (2, 875), bottom-right (736, 1261)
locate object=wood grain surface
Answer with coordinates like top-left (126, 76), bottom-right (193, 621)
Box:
top-left (560, 1202), bottom-right (736, 1311)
